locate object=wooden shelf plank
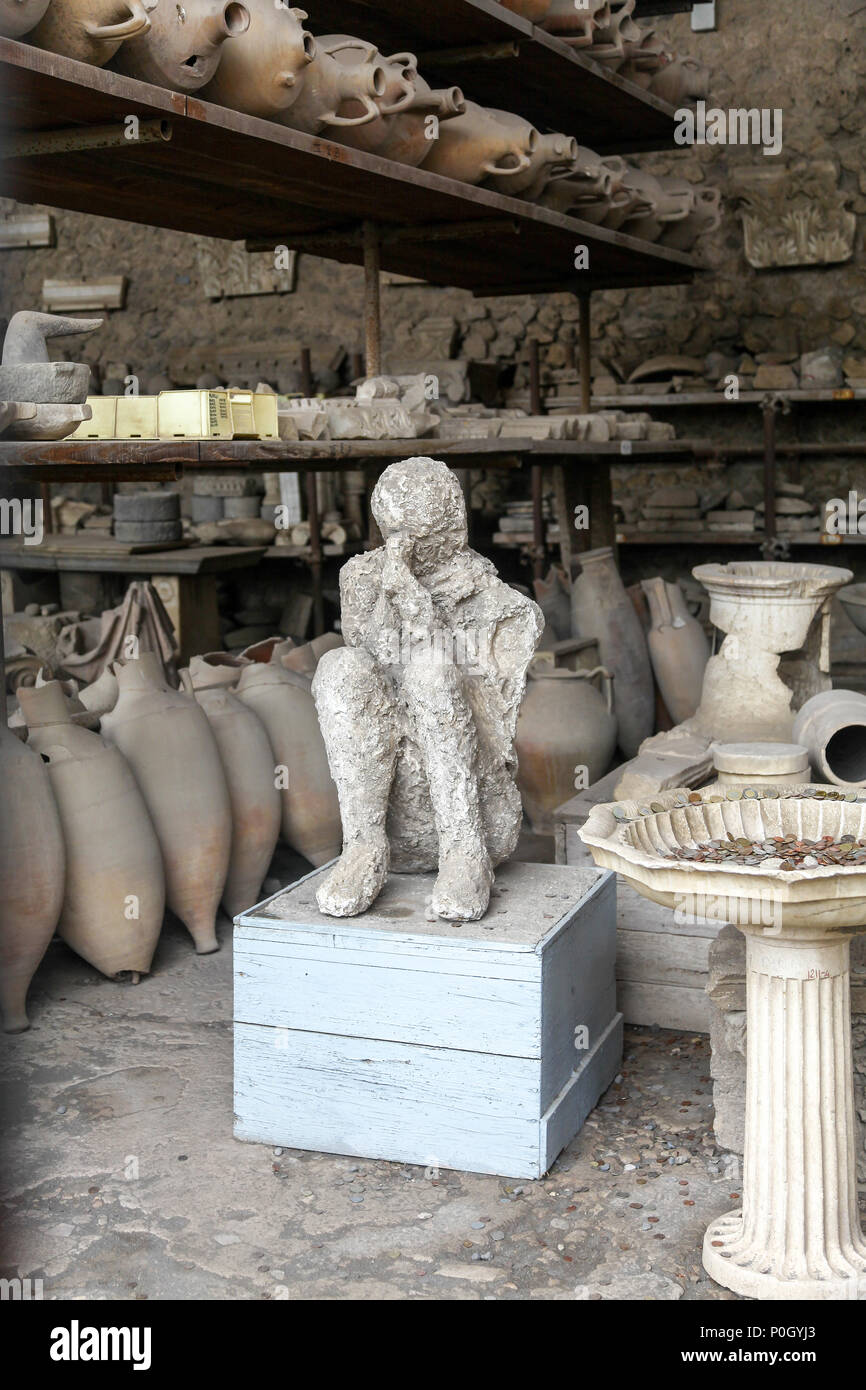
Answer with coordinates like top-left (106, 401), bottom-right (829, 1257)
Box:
top-left (0, 436), bottom-right (700, 485)
top-left (0, 40), bottom-right (698, 296)
top-left (520, 389), bottom-right (866, 410)
top-left (0, 543), bottom-right (267, 573)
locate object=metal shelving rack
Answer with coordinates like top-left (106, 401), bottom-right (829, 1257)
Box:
top-left (0, 6), bottom-right (703, 625)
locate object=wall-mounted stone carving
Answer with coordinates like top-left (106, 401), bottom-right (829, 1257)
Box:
top-left (732, 160), bottom-right (856, 270)
top-left (196, 239), bottom-right (297, 300)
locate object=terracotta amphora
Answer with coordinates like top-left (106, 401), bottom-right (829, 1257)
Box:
top-left (19, 680), bottom-right (165, 981)
top-left (188, 651), bottom-right (250, 690)
top-left (649, 55), bottom-right (710, 105)
top-left (641, 577), bottom-right (709, 725)
top-left (541, 145), bottom-right (614, 219)
top-left (374, 80), bottom-right (465, 167)
top-left (420, 101), bottom-right (539, 187)
top-left (281, 631), bottom-right (344, 677)
top-left (316, 38), bottom-right (465, 165)
top-left (659, 185), bottom-right (721, 251)
top-left (516, 662), bottom-right (617, 832)
top-left (235, 661), bottom-right (342, 866)
top-left (599, 156), bottom-right (653, 229)
top-left (279, 42), bottom-right (386, 136)
top-left (30, 0), bottom-right (156, 67)
top-left (0, 0), bottom-right (51, 38)
top-left (111, 0), bottom-right (250, 92)
top-left (571, 546), bottom-right (654, 757)
top-left (541, 0), bottom-right (609, 43)
top-left (198, 0), bottom-right (316, 120)
top-left (190, 683), bottom-right (281, 919)
top-left (485, 111), bottom-right (576, 200)
top-left (0, 722), bottom-right (65, 1032)
top-left (77, 663), bottom-right (119, 717)
top-left (100, 657), bottom-right (232, 953)
top-left (617, 168), bottom-right (692, 242)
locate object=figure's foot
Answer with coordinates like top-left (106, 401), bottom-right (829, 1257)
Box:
top-left (316, 835), bottom-right (389, 917)
top-left (432, 849), bottom-right (493, 922)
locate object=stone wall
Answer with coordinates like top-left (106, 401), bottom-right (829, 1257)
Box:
top-left (0, 0), bottom-right (863, 391)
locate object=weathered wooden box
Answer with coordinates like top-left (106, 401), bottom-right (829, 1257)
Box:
top-left (234, 861), bottom-right (622, 1179)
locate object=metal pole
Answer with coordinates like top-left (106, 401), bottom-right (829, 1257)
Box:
top-left (4, 118), bottom-right (172, 159)
top-left (362, 223), bottom-right (383, 547)
top-left (763, 400), bottom-right (777, 545)
top-left (528, 338), bottom-right (546, 580)
top-left (363, 222), bottom-right (382, 378)
top-left (578, 291), bottom-right (592, 415)
top-left (298, 347), bottom-right (323, 633)
top-left (299, 346), bottom-right (313, 398)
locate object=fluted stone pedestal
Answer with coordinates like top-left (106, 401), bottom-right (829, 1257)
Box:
top-left (703, 924), bottom-right (866, 1300)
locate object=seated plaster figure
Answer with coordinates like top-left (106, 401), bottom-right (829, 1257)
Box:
top-left (312, 456), bottom-right (543, 921)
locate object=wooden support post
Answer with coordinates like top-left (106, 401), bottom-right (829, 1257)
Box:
top-left (40, 482), bottom-right (54, 534)
top-left (299, 346), bottom-right (313, 398)
top-left (531, 460), bottom-right (545, 582)
top-left (350, 351), bottom-right (365, 382)
top-left (306, 470), bottom-right (324, 638)
top-left (298, 346), bottom-right (324, 631)
top-left (363, 222), bottom-right (382, 378)
top-left (762, 400), bottom-right (777, 546)
top-left (578, 291), bottom-right (592, 415)
top-left (589, 458), bottom-right (615, 554)
top-left (529, 337), bottom-right (543, 416)
top-left (528, 339), bottom-right (546, 581)
top-left (363, 224), bottom-right (383, 547)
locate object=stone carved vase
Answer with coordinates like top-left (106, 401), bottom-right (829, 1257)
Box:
top-left (198, 0), bottom-right (316, 119)
top-left (190, 682), bottom-right (281, 919)
top-left (691, 561), bottom-right (853, 744)
top-left (111, 0), bottom-right (250, 92)
top-left (516, 662), bottom-right (617, 832)
top-left (642, 577), bottom-right (709, 725)
top-left (0, 722), bottom-right (65, 1032)
top-left (20, 680), bottom-right (165, 981)
top-left (420, 100), bottom-right (540, 187)
top-left (571, 546), bottom-right (654, 758)
top-left (0, 0), bottom-right (51, 37)
top-left (101, 657), bottom-right (232, 953)
top-left (279, 42), bottom-right (386, 136)
top-left (30, 0), bottom-right (156, 67)
top-left (235, 661), bottom-right (342, 866)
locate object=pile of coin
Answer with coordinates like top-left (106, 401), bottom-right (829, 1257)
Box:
top-left (666, 834), bottom-right (866, 871)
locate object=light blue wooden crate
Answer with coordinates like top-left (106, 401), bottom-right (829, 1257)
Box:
top-left (234, 861), bottom-right (622, 1179)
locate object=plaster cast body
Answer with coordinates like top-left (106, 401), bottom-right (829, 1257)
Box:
top-left (312, 456), bottom-right (542, 922)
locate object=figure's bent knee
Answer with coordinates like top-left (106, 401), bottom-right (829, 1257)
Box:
top-left (313, 645), bottom-right (381, 702)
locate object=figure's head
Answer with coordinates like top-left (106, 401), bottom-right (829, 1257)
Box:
top-left (372, 456), bottom-right (468, 553)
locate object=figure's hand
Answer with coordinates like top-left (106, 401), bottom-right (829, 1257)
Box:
top-left (382, 534), bottom-right (414, 594)
top-left (382, 534), bottom-right (433, 625)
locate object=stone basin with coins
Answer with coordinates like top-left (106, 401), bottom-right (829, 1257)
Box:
top-left (580, 783), bottom-right (866, 1301)
top-left (580, 782), bottom-right (866, 932)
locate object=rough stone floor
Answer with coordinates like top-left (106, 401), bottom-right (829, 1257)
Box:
top-left (1, 888), bottom-right (790, 1304)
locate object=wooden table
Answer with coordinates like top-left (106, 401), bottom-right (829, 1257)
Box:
top-left (0, 542), bottom-right (266, 663)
